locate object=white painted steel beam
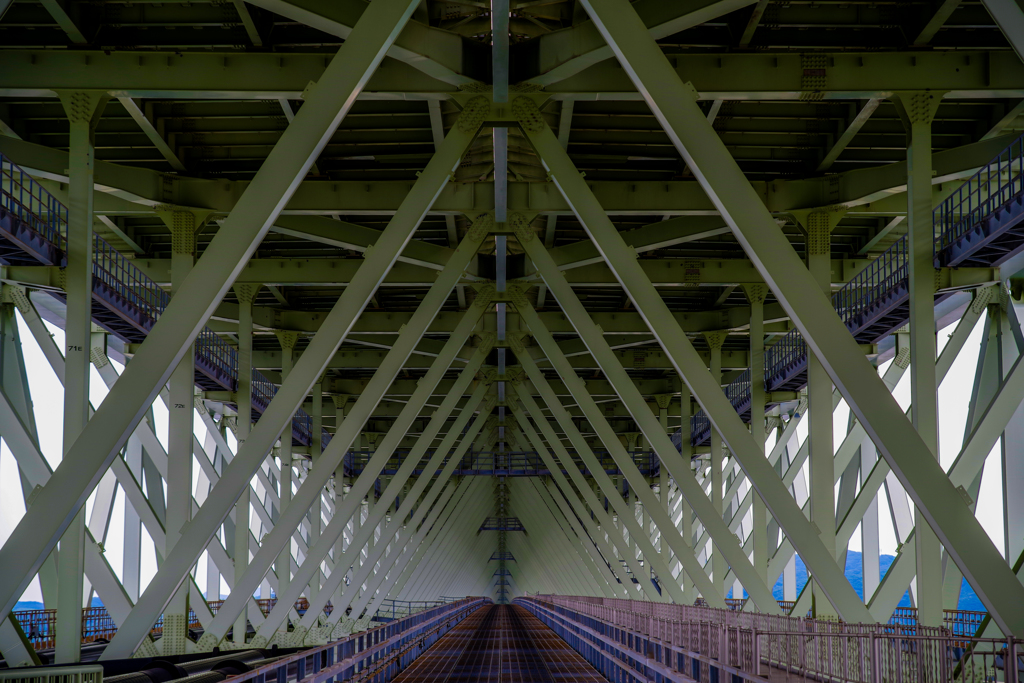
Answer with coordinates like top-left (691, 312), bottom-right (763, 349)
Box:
top-left (571, 0), bottom-right (1024, 634)
top-left (514, 106), bottom-right (867, 620)
top-left (0, 0), bottom-right (423, 626)
top-left (100, 109), bottom-right (487, 658)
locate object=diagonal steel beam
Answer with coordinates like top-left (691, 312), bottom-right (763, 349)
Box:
top-left (571, 0), bottom-right (1024, 634)
top-left (0, 0), bottom-right (425, 627)
top-left (333, 384), bottom-right (495, 625)
top-left (521, 0), bottom-right (758, 87)
top-left (512, 363), bottom-right (688, 603)
top-left (513, 282), bottom-right (777, 611)
top-left (913, 0), bottom-right (963, 44)
top-left (126, 225), bottom-right (486, 655)
top-left (344, 401), bottom-right (495, 620)
top-left (518, 464), bottom-right (622, 597)
top-left (260, 352), bottom-right (490, 645)
top-left (509, 405), bottom-right (636, 595)
top-left (116, 97), bottom-right (186, 172)
top-left (383, 441), bottom-right (490, 604)
top-left (817, 99), bottom-right (880, 172)
top-left (513, 298), bottom-right (746, 607)
top-left (513, 428), bottom-right (627, 596)
top-left (510, 389), bottom-right (659, 601)
top-left (514, 111), bottom-right (868, 620)
top-left (982, 0), bottom-right (1024, 64)
top-left (98, 110), bottom-right (487, 659)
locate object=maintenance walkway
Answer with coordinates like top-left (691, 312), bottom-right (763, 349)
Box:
top-left (389, 603), bottom-right (606, 683)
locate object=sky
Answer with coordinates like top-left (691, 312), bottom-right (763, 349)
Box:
top-left (0, 304), bottom-right (1009, 605)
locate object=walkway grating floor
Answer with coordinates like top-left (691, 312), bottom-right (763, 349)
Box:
top-left (391, 604), bottom-right (607, 682)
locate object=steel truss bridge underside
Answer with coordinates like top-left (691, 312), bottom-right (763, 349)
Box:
top-left (2, 0), bottom-right (1024, 680)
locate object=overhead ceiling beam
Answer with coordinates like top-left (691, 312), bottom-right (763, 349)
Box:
top-left (517, 0), bottom-right (759, 86)
top-left (38, 0), bottom-right (88, 44)
top-left (116, 97), bottom-right (187, 172)
top-left (131, 255), bottom-right (880, 288)
top-left (201, 302), bottom-right (795, 336)
top-left (816, 98), bottom-right (880, 172)
top-left (242, 0), bottom-right (477, 87)
top-left (913, 0), bottom-right (963, 45)
top-left (1, 133), bottom-right (1013, 215)
top-left (0, 49), bottom-right (1021, 101)
top-left (269, 215), bottom-right (454, 270)
top-left (4, 142), bottom-right (1009, 223)
top-left (232, 0), bottom-right (265, 46)
top-left (982, 0), bottom-right (1024, 64)
top-left (96, 215), bottom-right (145, 254)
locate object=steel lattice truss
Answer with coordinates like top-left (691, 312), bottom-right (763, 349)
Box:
top-left (0, 0), bottom-right (1023, 670)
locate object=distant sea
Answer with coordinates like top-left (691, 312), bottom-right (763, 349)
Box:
top-left (15, 557), bottom-right (985, 613)
top-left (727, 551), bottom-right (985, 611)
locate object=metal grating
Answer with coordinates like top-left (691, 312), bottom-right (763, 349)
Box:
top-left (391, 604), bottom-right (607, 683)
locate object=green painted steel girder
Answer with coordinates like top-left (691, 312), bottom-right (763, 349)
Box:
top-left (1, 49), bottom-right (1021, 100)
top-left (0, 133), bottom-right (1012, 216)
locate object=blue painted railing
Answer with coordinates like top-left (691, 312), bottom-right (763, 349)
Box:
top-left (689, 132), bottom-right (1024, 446)
top-left (0, 155), bottom-right (67, 251)
top-left (0, 153), bottom-right (322, 448)
top-left (935, 131), bottom-right (1024, 257)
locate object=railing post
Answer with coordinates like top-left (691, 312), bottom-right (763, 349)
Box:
top-left (871, 635), bottom-right (882, 683)
top-left (1008, 638), bottom-right (1018, 683)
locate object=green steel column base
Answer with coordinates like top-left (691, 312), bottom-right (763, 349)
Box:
top-left (132, 636), bottom-right (159, 658)
top-left (286, 626), bottom-right (309, 647)
top-left (302, 626), bottom-right (332, 647)
top-left (248, 634), bottom-right (269, 649)
top-left (194, 631), bottom-right (222, 652)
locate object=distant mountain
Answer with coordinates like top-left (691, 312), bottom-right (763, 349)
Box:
top-left (729, 551), bottom-right (985, 612)
top-left (15, 597), bottom-right (104, 611)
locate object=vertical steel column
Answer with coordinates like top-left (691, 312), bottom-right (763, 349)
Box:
top-left (861, 435), bottom-right (881, 599)
top-left (307, 378), bottom-right (323, 603)
top-left (679, 386), bottom-right (694, 603)
top-left (570, 0), bottom-right (1024, 633)
top-left (331, 464), bottom-right (346, 613)
top-left (275, 331), bottom-right (297, 606)
top-left (125, 436), bottom-right (143, 602)
top-left (745, 284), bottom-right (769, 590)
top-left (998, 306), bottom-right (1024, 567)
top-left (804, 211), bottom-right (840, 618)
top-left (163, 209), bottom-right (201, 654)
top-left (55, 90), bottom-right (108, 664)
top-left (704, 330), bottom-right (727, 598)
top-left (892, 91), bottom-right (944, 626)
top-left (233, 284), bottom-right (260, 644)
top-left (0, 1), bottom-right (423, 626)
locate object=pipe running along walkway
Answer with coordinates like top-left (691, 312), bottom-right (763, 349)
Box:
top-left (389, 603), bottom-right (606, 683)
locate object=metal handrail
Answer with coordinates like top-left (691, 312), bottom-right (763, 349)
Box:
top-left (0, 153), bottom-right (334, 444)
top-left (832, 234), bottom-right (909, 328)
top-left (0, 155), bottom-right (68, 250)
top-left (690, 134), bottom-right (1024, 445)
top-left (92, 233), bottom-right (169, 321)
top-left (935, 130), bottom-right (1024, 254)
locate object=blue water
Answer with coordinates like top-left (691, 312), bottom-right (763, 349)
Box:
top-left (16, 558), bottom-right (986, 614)
top-left (732, 551), bottom-right (985, 611)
